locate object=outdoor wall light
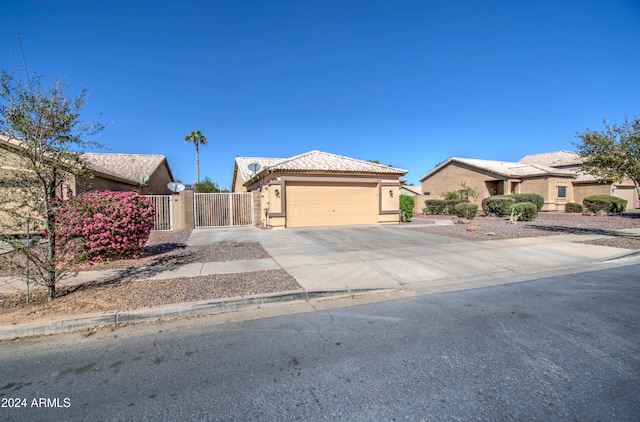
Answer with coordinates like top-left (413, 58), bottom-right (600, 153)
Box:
top-left (389, 189), bottom-right (394, 198)
top-left (275, 189), bottom-right (281, 198)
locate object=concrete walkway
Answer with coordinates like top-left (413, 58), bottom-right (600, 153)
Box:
top-left (1, 224), bottom-right (639, 339)
top-left (187, 224), bottom-right (640, 293)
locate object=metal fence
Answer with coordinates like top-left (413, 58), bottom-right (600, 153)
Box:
top-left (194, 193), bottom-right (254, 228)
top-left (146, 195), bottom-right (173, 231)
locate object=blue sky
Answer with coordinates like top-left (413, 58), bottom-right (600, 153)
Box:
top-left (2, 0), bottom-right (639, 187)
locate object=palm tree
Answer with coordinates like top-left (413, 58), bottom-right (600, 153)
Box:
top-left (184, 130), bottom-right (208, 183)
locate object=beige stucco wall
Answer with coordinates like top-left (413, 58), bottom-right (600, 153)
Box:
top-left (232, 166), bottom-right (249, 193)
top-left (1, 147), bottom-right (74, 234)
top-left (241, 172), bottom-right (403, 228)
top-left (574, 181), bottom-right (639, 210)
top-left (519, 177), bottom-right (574, 211)
top-left (421, 163), bottom-right (581, 212)
top-left (77, 176), bottom-right (138, 195)
top-left (420, 163), bottom-right (500, 207)
top-left (77, 161), bottom-right (174, 195)
top-left (143, 162), bottom-right (174, 195)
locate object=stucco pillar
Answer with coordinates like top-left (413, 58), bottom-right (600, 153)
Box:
top-left (172, 190), bottom-right (194, 231)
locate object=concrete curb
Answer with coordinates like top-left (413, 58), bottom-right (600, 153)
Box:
top-left (0, 288), bottom-right (387, 341)
top-left (604, 249), bottom-right (640, 262)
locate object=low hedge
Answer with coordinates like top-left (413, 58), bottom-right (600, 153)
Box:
top-left (454, 202), bottom-right (478, 219)
top-left (424, 199), bottom-right (468, 215)
top-left (583, 195), bottom-right (627, 213)
top-left (564, 202), bottom-right (584, 213)
top-left (482, 196), bottom-right (516, 216)
top-left (508, 193), bottom-right (544, 212)
top-left (483, 193), bottom-right (544, 217)
top-left (511, 202), bottom-right (538, 221)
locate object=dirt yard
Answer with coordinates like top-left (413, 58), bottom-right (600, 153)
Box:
top-left (0, 231), bottom-right (302, 326)
top-left (1, 213), bottom-right (638, 326)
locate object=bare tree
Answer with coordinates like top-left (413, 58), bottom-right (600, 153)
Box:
top-left (0, 70), bottom-right (103, 300)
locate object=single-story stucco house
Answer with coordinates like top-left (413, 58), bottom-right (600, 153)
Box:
top-left (232, 150), bottom-right (408, 228)
top-left (79, 153), bottom-right (175, 195)
top-left (0, 136), bottom-right (175, 197)
top-left (519, 151), bottom-right (637, 210)
top-left (1, 135), bottom-right (175, 233)
top-left (418, 150), bottom-right (638, 212)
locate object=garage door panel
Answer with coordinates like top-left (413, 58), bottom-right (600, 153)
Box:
top-left (286, 183), bottom-right (377, 227)
top-left (614, 187), bottom-right (634, 210)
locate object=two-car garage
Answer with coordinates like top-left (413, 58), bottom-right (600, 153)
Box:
top-left (233, 150), bottom-right (408, 229)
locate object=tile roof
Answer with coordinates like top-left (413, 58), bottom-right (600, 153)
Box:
top-left (235, 150), bottom-right (407, 184)
top-left (519, 150), bottom-right (583, 167)
top-left (235, 157), bottom-right (287, 184)
top-left (419, 157), bottom-right (576, 181)
top-left (2, 137), bottom-right (172, 185)
top-left (82, 153), bottom-right (169, 184)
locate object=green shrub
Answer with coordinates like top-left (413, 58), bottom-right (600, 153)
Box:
top-left (482, 196), bottom-right (516, 216)
top-left (399, 194), bottom-right (415, 222)
top-left (442, 191), bottom-right (462, 200)
top-left (564, 202), bottom-right (584, 213)
top-left (424, 199), bottom-right (467, 215)
top-left (453, 202), bottom-right (478, 219)
top-left (508, 193), bottom-right (544, 212)
top-left (583, 195), bottom-right (627, 213)
top-left (510, 202), bottom-right (538, 221)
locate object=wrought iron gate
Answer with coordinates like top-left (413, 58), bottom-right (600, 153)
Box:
top-left (146, 195), bottom-right (173, 231)
top-left (194, 193), bottom-right (254, 228)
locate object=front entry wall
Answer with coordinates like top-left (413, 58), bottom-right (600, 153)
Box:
top-left (285, 182), bottom-right (378, 227)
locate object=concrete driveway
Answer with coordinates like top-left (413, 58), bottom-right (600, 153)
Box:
top-left (187, 224), bottom-right (639, 294)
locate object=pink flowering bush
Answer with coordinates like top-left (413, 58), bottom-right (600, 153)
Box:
top-left (56, 191), bottom-right (155, 263)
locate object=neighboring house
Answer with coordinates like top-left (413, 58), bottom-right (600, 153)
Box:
top-left (400, 185), bottom-right (422, 197)
top-left (519, 151), bottom-right (637, 210)
top-left (1, 136), bottom-right (176, 233)
top-left (79, 153), bottom-right (175, 195)
top-left (419, 151), bottom-right (638, 212)
top-left (232, 150), bottom-right (407, 228)
top-left (0, 137), bottom-right (175, 196)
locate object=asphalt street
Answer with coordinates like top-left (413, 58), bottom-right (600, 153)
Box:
top-left (1, 264), bottom-right (639, 421)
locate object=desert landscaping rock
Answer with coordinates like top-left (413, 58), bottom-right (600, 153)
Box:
top-left (0, 269), bottom-right (301, 325)
top-left (410, 213), bottom-right (640, 246)
top-left (1, 213), bottom-right (639, 328)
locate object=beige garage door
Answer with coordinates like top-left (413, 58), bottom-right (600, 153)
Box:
top-left (285, 183), bottom-right (378, 227)
top-left (614, 187), bottom-right (635, 210)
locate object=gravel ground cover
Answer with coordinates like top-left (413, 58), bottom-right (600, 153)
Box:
top-left (408, 213), bottom-right (640, 249)
top-left (1, 213), bottom-right (638, 326)
top-left (0, 230), bottom-right (302, 325)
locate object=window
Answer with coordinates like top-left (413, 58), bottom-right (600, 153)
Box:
top-left (459, 190), bottom-right (469, 201)
top-left (557, 186), bottom-right (567, 198)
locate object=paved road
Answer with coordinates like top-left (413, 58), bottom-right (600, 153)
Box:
top-left (1, 264), bottom-right (638, 421)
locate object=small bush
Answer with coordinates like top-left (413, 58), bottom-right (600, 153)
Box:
top-left (453, 202), bottom-right (478, 219)
top-left (482, 196), bottom-right (516, 216)
top-left (56, 191), bottom-right (155, 263)
top-left (399, 194), bottom-right (415, 222)
top-left (583, 195), bottom-right (627, 213)
top-left (510, 202), bottom-right (538, 221)
top-left (442, 191), bottom-right (462, 200)
top-left (424, 199), bottom-right (467, 215)
top-left (508, 193), bottom-right (544, 212)
top-left (564, 202), bottom-right (584, 213)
